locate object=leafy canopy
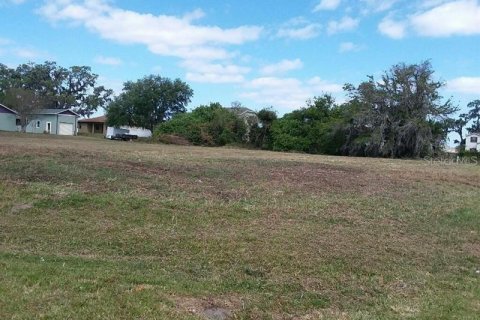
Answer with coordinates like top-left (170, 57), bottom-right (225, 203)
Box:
top-left (107, 75), bottom-right (193, 131)
top-left (340, 61), bottom-right (457, 158)
top-left (155, 102), bottom-right (246, 146)
top-left (466, 100), bottom-right (480, 133)
top-left (270, 95), bottom-right (345, 154)
top-left (0, 61), bottom-right (112, 117)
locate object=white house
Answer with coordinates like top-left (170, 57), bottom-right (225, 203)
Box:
top-left (465, 133), bottom-right (480, 152)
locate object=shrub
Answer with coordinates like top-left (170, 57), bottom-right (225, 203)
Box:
top-left (156, 134), bottom-right (192, 146)
top-left (155, 103), bottom-right (247, 146)
top-left (270, 95), bottom-right (345, 154)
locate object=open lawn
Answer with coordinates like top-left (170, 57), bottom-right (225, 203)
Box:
top-left (0, 133), bottom-right (479, 319)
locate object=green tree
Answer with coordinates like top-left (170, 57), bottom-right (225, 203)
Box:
top-left (155, 102), bottom-right (246, 146)
top-left (107, 75), bottom-right (193, 131)
top-left (0, 62), bottom-right (112, 117)
top-left (0, 64), bottom-right (16, 101)
top-left (249, 108), bottom-right (277, 149)
top-left (341, 61), bottom-right (457, 158)
top-left (446, 114), bottom-right (468, 145)
top-left (2, 88), bottom-right (49, 132)
top-left (270, 95), bottom-right (344, 154)
top-left (466, 99), bottom-right (480, 133)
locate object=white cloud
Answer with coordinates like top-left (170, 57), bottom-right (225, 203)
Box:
top-left (411, 0), bottom-right (480, 37)
top-left (241, 76), bottom-right (343, 111)
top-left (0, 37), bottom-right (12, 45)
top-left (12, 48), bottom-right (50, 60)
top-left (448, 77), bottom-right (480, 94)
top-left (241, 77), bottom-right (309, 110)
top-left (13, 48), bottom-right (38, 59)
top-left (339, 42), bottom-right (363, 53)
top-left (94, 55), bottom-right (123, 66)
top-left (307, 77), bottom-right (343, 93)
top-left (378, 16), bottom-right (407, 39)
top-left (0, 38), bottom-right (49, 60)
top-left (419, 0), bottom-right (460, 9)
top-left (97, 76), bottom-right (124, 95)
top-left (182, 60), bottom-right (250, 84)
top-left (327, 16), bottom-right (360, 35)
top-left (360, 0), bottom-right (398, 13)
top-left (38, 0), bottom-right (262, 61)
top-left (379, 0), bottom-right (480, 39)
top-left (260, 59), bottom-right (303, 75)
top-left (313, 0), bottom-right (341, 12)
top-left (277, 21), bottom-right (321, 40)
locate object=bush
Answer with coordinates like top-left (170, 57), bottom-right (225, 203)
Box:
top-left (156, 134), bottom-right (192, 146)
top-left (249, 108), bottom-right (277, 150)
top-left (270, 95), bottom-right (345, 154)
top-left (155, 103), bottom-right (247, 146)
top-left (459, 149), bottom-right (479, 159)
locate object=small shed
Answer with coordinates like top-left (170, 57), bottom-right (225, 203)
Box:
top-left (26, 109), bottom-right (79, 135)
top-left (0, 103), bottom-right (19, 132)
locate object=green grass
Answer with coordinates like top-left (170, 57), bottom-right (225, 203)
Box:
top-left (0, 132), bottom-right (479, 319)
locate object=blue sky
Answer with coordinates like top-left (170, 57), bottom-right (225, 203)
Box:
top-left (1, 0), bottom-right (479, 118)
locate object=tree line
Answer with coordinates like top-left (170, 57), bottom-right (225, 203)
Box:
top-left (155, 61), bottom-right (479, 158)
top-left (1, 60), bottom-right (478, 158)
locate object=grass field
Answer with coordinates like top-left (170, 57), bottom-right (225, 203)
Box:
top-left (1, 132), bottom-right (479, 319)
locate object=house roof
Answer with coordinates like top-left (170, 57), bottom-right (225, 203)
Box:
top-left (229, 106), bottom-right (255, 113)
top-left (0, 103), bottom-right (19, 115)
top-left (466, 133), bottom-right (480, 137)
top-left (78, 115), bottom-right (106, 123)
top-left (34, 109), bottom-right (80, 116)
top-left (228, 107), bottom-right (257, 118)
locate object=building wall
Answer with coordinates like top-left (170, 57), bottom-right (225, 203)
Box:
top-left (0, 113), bottom-right (18, 132)
top-left (58, 114), bottom-right (77, 135)
top-left (25, 114), bottom-right (56, 134)
top-left (78, 122), bottom-right (106, 134)
top-left (78, 122), bottom-right (92, 134)
top-left (25, 114), bottom-right (77, 135)
top-left (465, 134), bottom-right (480, 152)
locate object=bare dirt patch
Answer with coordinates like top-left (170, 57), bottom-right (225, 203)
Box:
top-left (173, 295), bottom-right (242, 320)
top-left (10, 203), bottom-right (33, 214)
top-left (157, 134), bottom-right (192, 146)
top-left (463, 242), bottom-right (480, 258)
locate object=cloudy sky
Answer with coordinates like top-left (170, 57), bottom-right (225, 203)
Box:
top-left (1, 0), bottom-right (479, 115)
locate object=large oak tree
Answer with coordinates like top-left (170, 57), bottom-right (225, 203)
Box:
top-left (106, 75), bottom-right (193, 131)
top-left (340, 61), bottom-right (457, 158)
top-left (0, 61), bottom-right (113, 117)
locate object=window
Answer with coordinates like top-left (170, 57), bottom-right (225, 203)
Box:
top-left (471, 136), bottom-right (478, 143)
top-left (36, 120), bottom-right (40, 128)
top-left (16, 119), bottom-right (21, 126)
